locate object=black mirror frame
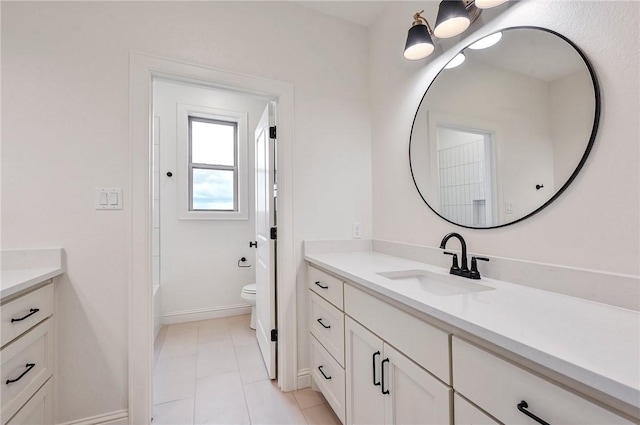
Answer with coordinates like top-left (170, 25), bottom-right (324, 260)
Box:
top-left (409, 26), bottom-right (601, 229)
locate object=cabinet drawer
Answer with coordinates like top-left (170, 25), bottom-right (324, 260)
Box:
top-left (1, 320), bottom-right (54, 423)
top-left (308, 265), bottom-right (344, 309)
top-left (310, 291), bottom-right (345, 367)
top-left (5, 378), bottom-right (53, 425)
top-left (454, 393), bottom-right (500, 425)
top-left (453, 337), bottom-right (634, 425)
top-left (344, 284), bottom-right (451, 384)
top-left (310, 335), bottom-right (346, 424)
top-left (1, 283), bottom-right (54, 348)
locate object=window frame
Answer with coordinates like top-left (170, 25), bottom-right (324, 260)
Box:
top-left (177, 103), bottom-right (248, 220)
top-left (188, 116), bottom-right (239, 212)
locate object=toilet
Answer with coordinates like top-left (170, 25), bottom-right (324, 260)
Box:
top-left (240, 283), bottom-right (257, 330)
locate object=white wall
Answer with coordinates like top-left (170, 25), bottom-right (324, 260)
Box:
top-left (550, 70), bottom-right (595, 188)
top-left (370, 1), bottom-right (639, 276)
top-left (153, 80), bottom-right (263, 320)
top-left (1, 1), bottom-right (371, 421)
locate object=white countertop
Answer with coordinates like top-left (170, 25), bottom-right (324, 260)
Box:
top-left (304, 250), bottom-right (640, 409)
top-left (1, 248), bottom-right (64, 299)
top-left (1, 267), bottom-right (64, 299)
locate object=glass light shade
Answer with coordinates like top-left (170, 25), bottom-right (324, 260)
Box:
top-left (404, 24), bottom-right (435, 60)
top-left (444, 52), bottom-right (465, 69)
top-left (474, 0), bottom-right (508, 9)
top-left (468, 32), bottom-right (503, 50)
top-left (434, 1), bottom-right (471, 39)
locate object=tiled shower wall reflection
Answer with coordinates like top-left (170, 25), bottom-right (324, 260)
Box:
top-left (438, 137), bottom-right (488, 226)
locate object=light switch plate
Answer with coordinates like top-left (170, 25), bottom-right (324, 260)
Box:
top-left (95, 188), bottom-right (123, 210)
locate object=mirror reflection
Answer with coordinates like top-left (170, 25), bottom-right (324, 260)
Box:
top-left (410, 27), bottom-right (599, 228)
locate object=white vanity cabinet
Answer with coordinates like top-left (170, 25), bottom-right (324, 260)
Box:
top-left (1, 281), bottom-right (55, 425)
top-left (308, 265), bottom-right (347, 423)
top-left (345, 317), bottom-right (451, 425)
top-left (452, 337), bottom-right (636, 425)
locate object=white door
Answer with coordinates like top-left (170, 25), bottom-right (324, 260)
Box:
top-left (254, 103), bottom-right (276, 379)
top-left (383, 343), bottom-right (452, 425)
top-left (345, 317), bottom-right (385, 425)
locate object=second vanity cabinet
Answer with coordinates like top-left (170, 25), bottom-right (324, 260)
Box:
top-left (1, 281), bottom-right (55, 425)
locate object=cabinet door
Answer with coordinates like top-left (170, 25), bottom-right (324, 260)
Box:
top-left (383, 343), bottom-right (452, 425)
top-left (345, 317), bottom-right (385, 425)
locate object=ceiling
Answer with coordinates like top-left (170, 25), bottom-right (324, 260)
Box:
top-left (294, 1), bottom-right (391, 27)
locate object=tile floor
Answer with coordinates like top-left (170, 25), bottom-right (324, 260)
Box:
top-left (153, 314), bottom-right (341, 425)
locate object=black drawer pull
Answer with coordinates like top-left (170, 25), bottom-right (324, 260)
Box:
top-left (314, 281), bottom-right (329, 289)
top-left (318, 365), bottom-right (332, 380)
top-left (372, 351), bottom-right (381, 386)
top-left (6, 363), bottom-right (36, 385)
top-left (11, 308), bottom-right (40, 323)
top-left (316, 318), bottom-right (331, 329)
top-left (517, 400), bottom-right (550, 425)
top-left (381, 358), bottom-right (390, 395)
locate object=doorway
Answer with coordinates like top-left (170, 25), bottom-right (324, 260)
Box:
top-left (130, 54), bottom-right (296, 424)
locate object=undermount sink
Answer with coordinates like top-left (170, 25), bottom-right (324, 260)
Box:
top-left (376, 269), bottom-right (494, 296)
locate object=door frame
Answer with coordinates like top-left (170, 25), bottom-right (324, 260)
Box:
top-left (129, 52), bottom-right (296, 424)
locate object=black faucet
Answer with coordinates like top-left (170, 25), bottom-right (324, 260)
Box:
top-left (439, 232), bottom-right (489, 279)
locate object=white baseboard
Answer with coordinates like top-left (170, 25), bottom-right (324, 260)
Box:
top-left (57, 410), bottom-right (127, 425)
top-left (297, 368), bottom-right (310, 389)
top-left (161, 304), bottom-right (251, 325)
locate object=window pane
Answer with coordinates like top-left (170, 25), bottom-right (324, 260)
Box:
top-left (192, 168), bottom-right (235, 210)
top-left (191, 120), bottom-right (235, 166)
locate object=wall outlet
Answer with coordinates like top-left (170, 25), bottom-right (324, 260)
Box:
top-left (505, 201), bottom-right (514, 214)
top-left (352, 222), bottom-right (362, 239)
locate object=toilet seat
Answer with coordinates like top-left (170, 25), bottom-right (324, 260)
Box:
top-left (242, 283), bottom-right (256, 295)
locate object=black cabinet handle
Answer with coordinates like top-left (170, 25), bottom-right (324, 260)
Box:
top-left (249, 241), bottom-right (257, 248)
top-left (372, 351), bottom-right (381, 386)
top-left (381, 358), bottom-right (390, 395)
top-left (166, 171), bottom-right (173, 177)
top-left (517, 400), bottom-right (550, 425)
top-left (11, 308), bottom-right (40, 323)
top-left (314, 281), bottom-right (329, 289)
top-left (316, 318), bottom-right (331, 329)
top-left (318, 365), bottom-right (332, 380)
top-left (6, 363), bottom-right (36, 385)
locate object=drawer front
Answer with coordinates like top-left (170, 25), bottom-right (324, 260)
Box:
top-left (309, 291), bottom-right (345, 367)
top-left (5, 378), bottom-right (53, 425)
top-left (454, 393), bottom-right (500, 425)
top-left (1, 320), bottom-right (54, 422)
top-left (308, 265), bottom-right (344, 310)
top-left (1, 284), bottom-right (54, 348)
top-left (344, 284), bottom-right (451, 384)
top-left (310, 334), bottom-right (346, 424)
top-left (453, 337), bottom-right (634, 425)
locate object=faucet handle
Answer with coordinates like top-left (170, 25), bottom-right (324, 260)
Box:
top-left (443, 251), bottom-right (460, 272)
top-left (469, 256), bottom-right (489, 279)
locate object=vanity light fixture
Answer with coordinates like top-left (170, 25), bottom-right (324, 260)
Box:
top-left (403, 0), bottom-right (508, 60)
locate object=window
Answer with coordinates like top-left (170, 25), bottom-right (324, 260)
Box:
top-left (177, 103), bottom-right (248, 220)
top-left (189, 117), bottom-right (238, 211)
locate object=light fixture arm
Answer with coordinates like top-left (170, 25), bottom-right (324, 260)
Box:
top-left (412, 10), bottom-right (433, 34)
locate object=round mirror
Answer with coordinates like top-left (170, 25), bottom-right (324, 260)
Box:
top-left (410, 27), bottom-right (600, 228)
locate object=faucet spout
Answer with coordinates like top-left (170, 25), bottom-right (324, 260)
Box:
top-left (440, 232), bottom-right (469, 272)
